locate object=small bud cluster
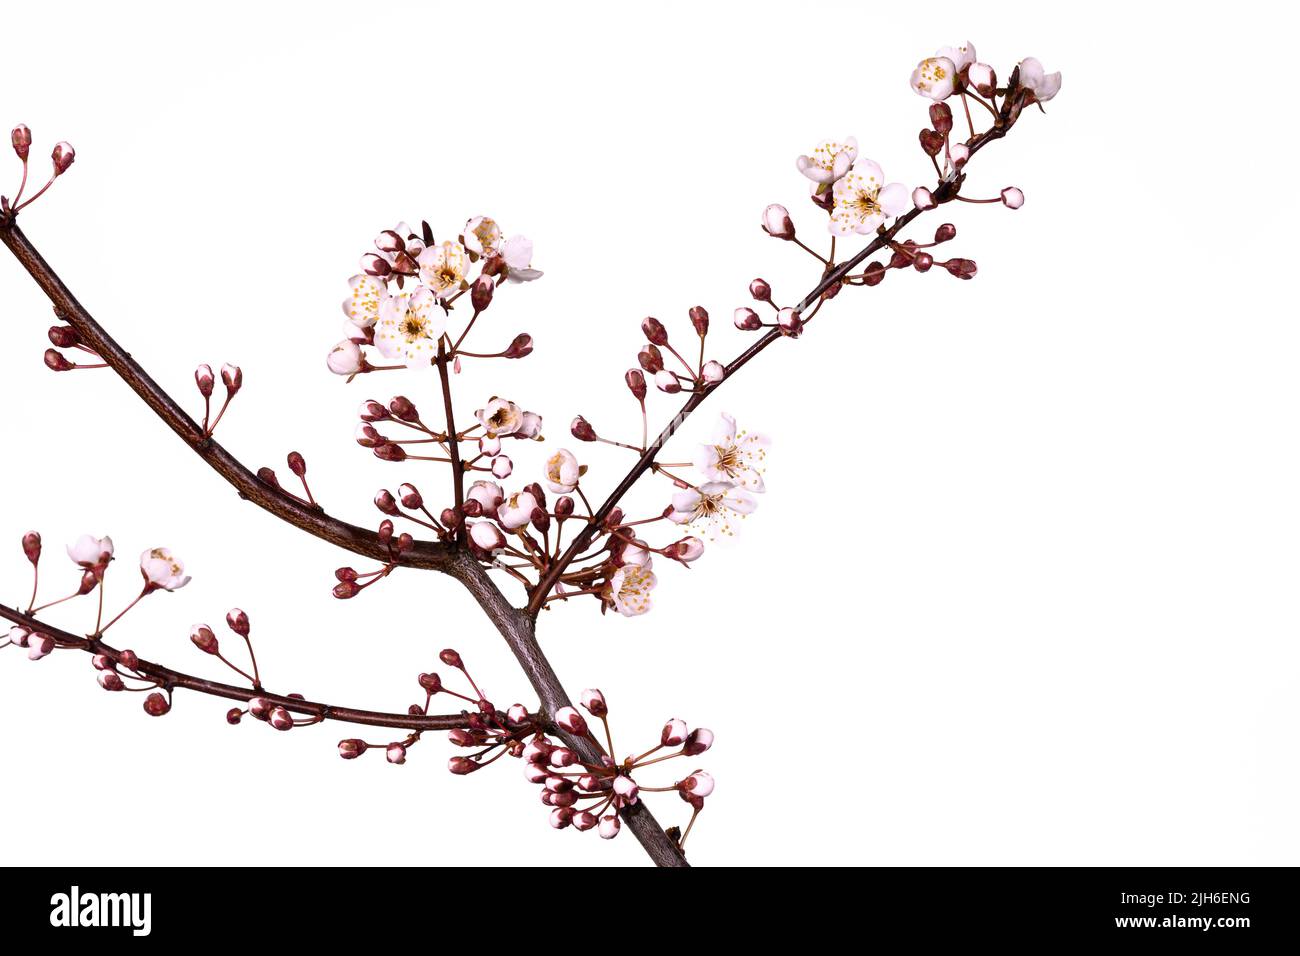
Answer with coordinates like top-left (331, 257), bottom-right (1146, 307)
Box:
top-left (193, 362), bottom-right (242, 437)
top-left (519, 690), bottom-right (714, 849)
top-left (44, 315), bottom-right (108, 373)
top-left (337, 647), bottom-right (536, 769)
top-left (2, 123), bottom-right (74, 222)
top-left (189, 607), bottom-right (261, 689)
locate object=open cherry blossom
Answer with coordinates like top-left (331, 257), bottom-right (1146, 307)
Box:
top-left (342, 274), bottom-right (386, 328)
top-left (464, 216), bottom-right (503, 256)
top-left (829, 160), bottom-right (909, 237)
top-left (668, 482), bottom-right (757, 538)
top-left (796, 137), bottom-right (858, 186)
top-left (477, 398), bottom-right (524, 437)
top-left (140, 547), bottom-right (191, 592)
top-left (67, 534), bottom-right (113, 571)
top-left (910, 56), bottom-right (957, 100)
top-left (545, 448), bottom-right (580, 494)
top-left (604, 563), bottom-right (656, 617)
top-left (694, 413), bottom-right (769, 492)
top-left (417, 241), bottom-right (469, 297)
top-left (501, 236), bottom-right (542, 283)
top-left (1018, 57), bottom-right (1062, 102)
top-left (374, 287), bottom-right (444, 368)
top-left (936, 41), bottom-right (977, 74)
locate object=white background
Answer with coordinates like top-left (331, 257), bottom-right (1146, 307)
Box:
top-left (1, 1), bottom-right (1296, 867)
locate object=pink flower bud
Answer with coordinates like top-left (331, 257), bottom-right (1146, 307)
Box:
top-left (286, 451), bottom-right (307, 477)
top-left (190, 624), bottom-right (219, 655)
top-left (733, 307), bottom-right (762, 331)
top-left (386, 743), bottom-right (407, 765)
top-left (550, 807), bottom-right (574, 829)
top-left (507, 703), bottom-right (529, 724)
top-left (373, 442), bottom-right (407, 462)
top-left (269, 707), bottom-right (294, 730)
top-left (490, 455), bottom-right (513, 479)
top-left (948, 143), bottom-right (970, 168)
top-left (468, 521), bottom-right (506, 553)
top-left (599, 814), bottom-right (621, 839)
top-left (654, 369), bottom-right (681, 394)
top-left (681, 771), bottom-right (715, 798)
top-left (11, 124), bottom-right (31, 161)
top-left (22, 531), bottom-right (41, 564)
top-left (220, 363), bottom-right (242, 396)
top-left (570, 416), bottom-right (597, 441)
top-left (555, 496), bottom-right (575, 517)
top-left (397, 483), bottom-right (422, 509)
top-left (118, 649), bottom-right (138, 670)
top-left (1001, 186), bottom-right (1025, 209)
top-left (684, 727), bottom-right (714, 755)
top-left (580, 688), bottom-right (608, 717)
top-left (338, 739), bottom-right (366, 759)
top-left (358, 399), bottom-right (389, 422)
top-left (249, 697), bottom-right (274, 720)
top-left (143, 692), bottom-right (170, 717)
top-left (689, 305), bottom-right (710, 336)
top-left (194, 364), bottom-right (215, 397)
top-left (701, 360), bottom-right (725, 384)
top-left (641, 316), bottom-right (669, 346)
top-left (98, 672), bottom-right (125, 692)
top-left (327, 340), bottom-right (363, 375)
top-left (555, 706), bottom-right (588, 736)
top-left (749, 278), bottom-right (772, 302)
top-left (524, 761), bottom-right (550, 784)
top-left (373, 489), bottom-right (400, 515)
top-left (448, 756), bottom-right (478, 775)
top-left (360, 253), bottom-right (391, 277)
top-left (27, 634), bottom-right (55, 661)
top-left (761, 203), bottom-right (795, 240)
top-left (573, 810), bottom-right (598, 831)
top-left (51, 141), bottom-right (75, 175)
top-left (665, 536), bottom-right (704, 563)
top-left (777, 308), bottom-right (803, 337)
top-left (612, 775), bottom-right (639, 801)
top-left (967, 62), bottom-right (997, 97)
top-left (227, 708), bottom-right (244, 725)
top-left (913, 186), bottom-right (936, 211)
top-left (662, 718), bottom-right (688, 747)
top-left (92, 653), bottom-right (113, 670)
top-left (549, 747), bottom-right (577, 768)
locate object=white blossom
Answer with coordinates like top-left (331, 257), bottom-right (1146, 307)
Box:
top-left (545, 448), bottom-right (580, 494)
top-left (1018, 57), bottom-right (1062, 102)
top-left (497, 491), bottom-right (539, 531)
top-left (463, 216), bottom-right (503, 256)
top-left (326, 339), bottom-right (363, 375)
top-left (140, 548), bottom-right (191, 591)
top-left (341, 274), bottom-right (386, 328)
top-left (795, 137), bottom-right (858, 185)
top-left (374, 287), bottom-right (445, 368)
top-left (67, 534), bottom-right (113, 569)
top-left (830, 160), bottom-right (909, 237)
top-left (693, 412), bottom-right (769, 492)
top-left (417, 241), bottom-right (469, 297)
top-left (935, 41), bottom-right (977, 73)
top-left (501, 235), bottom-right (543, 283)
top-left (477, 398), bottom-right (524, 437)
top-left (910, 56), bottom-right (957, 100)
top-left (604, 563), bottom-right (656, 617)
top-left (668, 481), bottom-right (757, 538)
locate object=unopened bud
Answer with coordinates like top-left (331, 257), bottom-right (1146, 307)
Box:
top-left (945, 258), bottom-right (978, 280)
top-left (919, 129), bottom-right (945, 157)
top-left (967, 62), bottom-right (997, 97)
top-left (684, 727), bottom-right (715, 755)
top-left (226, 708), bottom-right (244, 725)
top-left (555, 705), bottom-right (588, 736)
top-left (503, 332), bottom-right (533, 359)
top-left (397, 483), bottom-right (422, 509)
top-left (225, 608), bottom-right (250, 636)
top-left (389, 395), bottom-right (418, 422)
top-left (468, 521), bottom-right (506, 553)
top-left (338, 739), bottom-right (366, 759)
top-left (98, 672), bottom-right (125, 692)
top-left (1001, 186), bottom-right (1025, 209)
top-left (373, 442), bottom-right (407, 462)
top-left (22, 531), bottom-right (41, 564)
top-left (286, 451), bottom-right (306, 477)
top-left (580, 688), bottom-right (608, 717)
top-left (439, 648), bottom-right (463, 668)
top-left (190, 624), bottom-right (219, 654)
top-left (470, 274), bottom-right (494, 312)
top-left (624, 369), bottom-right (646, 402)
top-left (220, 363), bottom-right (242, 395)
top-left (733, 307), bottom-right (762, 331)
top-left (418, 672), bottom-right (442, 693)
top-left (749, 278), bottom-right (772, 302)
top-left (949, 143), bottom-right (970, 168)
top-left (269, 707), bottom-right (294, 731)
top-left (934, 223), bottom-right (957, 243)
top-left (143, 692), bottom-right (171, 717)
top-left (27, 634), bottom-right (55, 661)
top-left (386, 743), bottom-right (407, 765)
top-left (11, 124), bottom-right (31, 161)
top-left (48, 325), bottom-right (79, 349)
top-left (507, 703), bottom-right (529, 724)
top-left (662, 718), bottom-right (687, 747)
top-left (665, 536), bottom-right (704, 563)
top-left (641, 316), bottom-right (668, 346)
top-left (570, 415), bottom-right (597, 442)
top-left (358, 399), bottom-right (389, 422)
top-left (448, 756), bottom-right (478, 775)
top-left (555, 496), bottom-right (574, 517)
top-left (193, 363), bottom-right (215, 397)
top-left (51, 141), bottom-right (75, 175)
top-left (638, 344), bottom-right (664, 373)
top-left (761, 203), bottom-right (795, 240)
top-left (929, 102), bottom-right (953, 133)
top-left (654, 369), bottom-right (681, 393)
top-left (863, 261), bottom-right (886, 287)
top-left (44, 349), bottom-right (75, 371)
top-left (333, 580), bottom-right (361, 599)
top-left (599, 814), bottom-right (621, 839)
top-left (700, 360), bottom-right (725, 384)
top-left (361, 253), bottom-right (392, 277)
top-left (912, 187), bottom-right (936, 211)
top-left (374, 489), bottom-right (399, 515)
top-left (688, 305), bottom-right (710, 336)
top-left (777, 307), bottom-right (803, 338)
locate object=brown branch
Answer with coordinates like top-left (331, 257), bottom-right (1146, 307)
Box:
top-left (0, 222), bottom-right (457, 575)
top-left (0, 602), bottom-right (495, 732)
top-left (527, 93), bottom-right (1020, 614)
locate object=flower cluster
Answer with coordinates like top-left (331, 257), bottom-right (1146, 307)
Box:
top-left (522, 690), bottom-right (713, 845)
top-left (1, 123), bottom-right (74, 224)
top-left (326, 218), bottom-right (540, 376)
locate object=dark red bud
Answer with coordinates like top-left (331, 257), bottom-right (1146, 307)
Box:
top-left (863, 262), bottom-right (887, 287)
top-left (377, 520), bottom-right (394, 544)
top-left (118, 649), bottom-right (139, 670)
top-left (688, 306), bottom-right (709, 337)
top-left (360, 253), bottom-right (391, 277)
top-left (221, 364), bottom-right (242, 395)
top-left (22, 531), bottom-right (41, 564)
top-left (373, 442), bottom-right (407, 462)
top-left (934, 223), bottom-right (957, 243)
top-left (287, 451), bottom-right (307, 477)
top-left (335, 567), bottom-right (358, 582)
top-left (929, 102), bottom-right (953, 133)
top-left (944, 258), bottom-right (978, 280)
top-left (44, 349), bottom-right (75, 371)
top-left (226, 608), bottom-right (250, 636)
top-left (398, 484), bottom-right (422, 509)
top-left (449, 757), bottom-right (478, 775)
top-left (395, 532), bottom-right (413, 554)
top-left (418, 672), bottom-right (442, 693)
top-left (439, 648), bottom-right (463, 668)
top-left (333, 581), bottom-right (361, 599)
top-left (749, 278), bottom-right (772, 302)
top-left (359, 399), bottom-right (389, 421)
top-left (374, 489), bottom-right (399, 514)
top-left (440, 508), bottom-right (460, 528)
top-left (555, 496), bottom-right (574, 517)
top-left (191, 626), bottom-right (219, 654)
top-left (641, 316), bottom-right (668, 346)
top-left (48, 325), bottom-right (79, 349)
top-left (143, 692), bottom-right (170, 717)
top-left (919, 129), bottom-right (945, 157)
top-left (389, 396), bottom-right (418, 422)
top-left (51, 142), bottom-right (74, 175)
top-left (471, 275), bottom-right (494, 312)
top-left (603, 508), bottom-right (624, 531)
top-left (338, 738), bottom-right (366, 759)
top-left (504, 333), bottom-right (533, 359)
top-left (11, 124), bottom-right (31, 161)
top-left (624, 369), bottom-right (647, 402)
top-left (257, 467), bottom-right (281, 487)
top-left (571, 416), bottom-right (597, 442)
top-left (226, 708), bottom-right (244, 725)
top-left (913, 252), bottom-right (934, 272)
top-left (638, 344), bottom-right (664, 373)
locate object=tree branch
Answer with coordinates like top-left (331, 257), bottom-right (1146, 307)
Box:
top-left (0, 602), bottom-right (497, 732)
top-left (0, 222), bottom-right (456, 575)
